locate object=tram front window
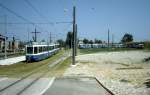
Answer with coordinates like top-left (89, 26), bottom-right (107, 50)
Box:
top-left (27, 47), bottom-right (33, 54)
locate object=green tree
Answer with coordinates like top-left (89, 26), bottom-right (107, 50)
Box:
top-left (121, 33), bottom-right (133, 43)
top-left (94, 39), bottom-right (102, 44)
top-left (41, 39), bottom-right (45, 42)
top-left (57, 39), bottom-right (65, 47)
top-left (18, 41), bottom-right (26, 49)
top-left (83, 38), bottom-right (89, 44)
top-left (144, 41), bottom-right (150, 50)
top-left (89, 40), bottom-right (93, 44)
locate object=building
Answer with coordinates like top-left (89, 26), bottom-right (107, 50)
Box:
top-left (0, 34), bottom-right (19, 53)
top-left (0, 34), bottom-right (5, 52)
top-left (7, 39), bottom-right (19, 52)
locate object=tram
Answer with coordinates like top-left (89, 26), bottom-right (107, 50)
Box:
top-left (26, 42), bottom-right (60, 62)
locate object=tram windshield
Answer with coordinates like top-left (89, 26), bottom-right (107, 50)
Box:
top-left (27, 47), bottom-right (33, 54)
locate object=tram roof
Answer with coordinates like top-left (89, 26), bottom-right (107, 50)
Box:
top-left (26, 42), bottom-right (59, 47)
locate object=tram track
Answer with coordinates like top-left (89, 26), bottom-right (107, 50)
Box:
top-left (16, 71), bottom-right (49, 95)
top-left (0, 51), bottom-right (70, 95)
top-left (18, 54), bottom-right (69, 95)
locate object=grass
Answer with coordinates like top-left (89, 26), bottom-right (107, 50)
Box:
top-left (79, 48), bottom-right (143, 55)
top-left (47, 57), bottom-right (71, 77)
top-left (0, 50), bottom-right (65, 77)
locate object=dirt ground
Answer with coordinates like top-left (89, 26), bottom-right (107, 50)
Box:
top-left (64, 51), bottom-right (150, 95)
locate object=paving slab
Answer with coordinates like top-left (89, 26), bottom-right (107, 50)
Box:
top-left (0, 78), bottom-right (35, 95)
top-left (43, 77), bottom-right (113, 95)
top-left (20, 77), bottom-right (55, 95)
top-left (0, 56), bottom-right (25, 65)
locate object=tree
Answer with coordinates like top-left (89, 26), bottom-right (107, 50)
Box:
top-left (83, 38), bottom-right (89, 44)
top-left (65, 31), bottom-right (73, 48)
top-left (18, 41), bottom-right (25, 49)
top-left (57, 39), bottom-right (65, 47)
top-left (94, 39), bottom-right (102, 44)
top-left (89, 40), bottom-right (93, 44)
top-left (121, 33), bottom-right (133, 43)
top-left (41, 39), bottom-right (45, 42)
top-left (144, 41), bottom-right (150, 50)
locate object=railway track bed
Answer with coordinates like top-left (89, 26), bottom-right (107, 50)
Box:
top-left (0, 52), bottom-right (69, 95)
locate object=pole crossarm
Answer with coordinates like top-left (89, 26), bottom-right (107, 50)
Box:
top-left (31, 28), bottom-right (40, 42)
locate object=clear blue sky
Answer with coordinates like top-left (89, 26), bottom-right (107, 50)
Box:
top-left (0, 0), bottom-right (150, 42)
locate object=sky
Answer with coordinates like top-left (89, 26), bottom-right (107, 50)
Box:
top-left (0, 0), bottom-right (150, 42)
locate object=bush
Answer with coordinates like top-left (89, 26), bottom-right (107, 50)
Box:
top-left (144, 41), bottom-right (150, 50)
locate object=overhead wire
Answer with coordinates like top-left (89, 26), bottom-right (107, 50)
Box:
top-left (0, 1), bottom-right (73, 40)
top-left (23, 0), bottom-right (54, 25)
top-left (0, 22), bottom-right (54, 25)
top-left (0, 2), bottom-right (44, 31)
top-left (23, 0), bottom-right (72, 37)
top-left (0, 3), bottom-right (34, 25)
top-left (0, 21), bottom-right (72, 25)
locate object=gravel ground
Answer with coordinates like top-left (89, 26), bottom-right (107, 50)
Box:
top-left (64, 51), bottom-right (150, 95)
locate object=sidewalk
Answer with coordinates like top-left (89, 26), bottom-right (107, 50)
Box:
top-left (0, 56), bottom-right (25, 65)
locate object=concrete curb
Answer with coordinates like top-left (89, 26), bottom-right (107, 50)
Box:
top-left (95, 77), bottom-right (115, 95)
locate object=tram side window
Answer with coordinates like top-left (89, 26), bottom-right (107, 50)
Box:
top-left (50, 46), bottom-right (54, 50)
top-left (27, 47), bottom-right (33, 54)
top-left (46, 46), bottom-right (48, 51)
top-left (43, 46), bottom-right (46, 52)
top-left (39, 47), bottom-right (42, 53)
top-left (42, 46), bottom-right (47, 51)
top-left (49, 46), bottom-right (52, 50)
top-left (55, 45), bottom-right (57, 48)
top-left (45, 46), bottom-right (47, 51)
top-left (48, 46), bottom-right (50, 51)
top-left (34, 47), bottom-right (38, 54)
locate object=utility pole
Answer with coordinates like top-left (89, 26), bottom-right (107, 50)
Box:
top-left (31, 28), bottom-right (40, 42)
top-left (27, 28), bottom-right (29, 42)
top-left (108, 29), bottom-right (110, 49)
top-left (12, 36), bottom-right (15, 53)
top-left (4, 15), bottom-right (7, 59)
top-left (75, 24), bottom-right (77, 56)
top-left (50, 32), bottom-right (52, 43)
top-left (112, 34), bottom-right (114, 48)
top-left (72, 6), bottom-right (76, 65)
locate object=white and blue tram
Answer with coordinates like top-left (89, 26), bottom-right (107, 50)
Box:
top-left (26, 43), bottom-right (60, 62)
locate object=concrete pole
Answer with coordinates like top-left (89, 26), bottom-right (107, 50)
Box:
top-left (108, 29), bottom-right (110, 49)
top-left (4, 15), bottom-right (7, 59)
top-left (112, 34), bottom-right (114, 48)
top-left (50, 32), bottom-right (52, 44)
top-left (31, 28), bottom-right (40, 42)
top-left (75, 24), bottom-right (77, 56)
top-left (35, 28), bottom-right (37, 42)
top-left (72, 6), bottom-right (76, 65)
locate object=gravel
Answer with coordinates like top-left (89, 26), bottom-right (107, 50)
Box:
top-left (64, 51), bottom-right (150, 95)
